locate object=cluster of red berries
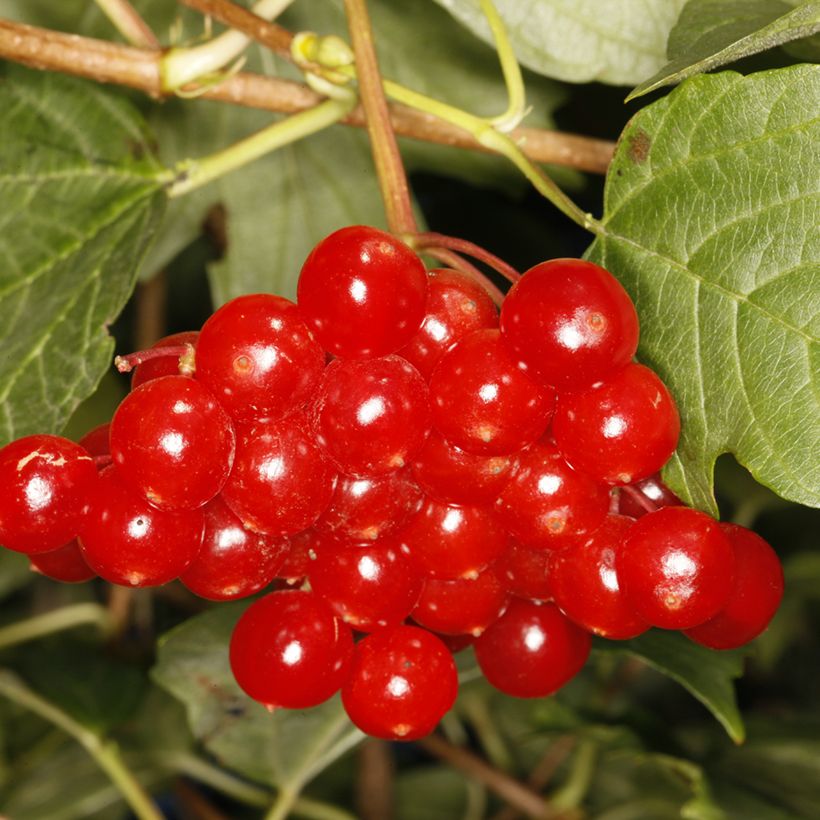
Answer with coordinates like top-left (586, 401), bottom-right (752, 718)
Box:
top-left (0, 226), bottom-right (783, 741)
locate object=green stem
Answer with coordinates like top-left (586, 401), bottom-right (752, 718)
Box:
top-left (162, 0), bottom-right (294, 91)
top-left (549, 740), bottom-right (597, 811)
top-left (93, 0), bottom-right (159, 49)
top-left (0, 603), bottom-right (113, 651)
top-left (164, 95), bottom-right (357, 197)
top-left (293, 796), bottom-right (358, 820)
top-left (265, 787), bottom-right (300, 820)
top-left (480, 0), bottom-right (527, 132)
top-left (166, 751), bottom-right (271, 806)
top-left (343, 0), bottom-right (418, 235)
top-left (0, 670), bottom-right (163, 820)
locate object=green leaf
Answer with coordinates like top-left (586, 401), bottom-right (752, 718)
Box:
top-left (586, 66), bottom-right (820, 513)
top-left (0, 67), bottom-right (165, 446)
top-left (629, 0), bottom-right (820, 100)
top-left (431, 0), bottom-right (687, 84)
top-left (599, 631), bottom-right (746, 743)
top-left (152, 604), bottom-right (363, 789)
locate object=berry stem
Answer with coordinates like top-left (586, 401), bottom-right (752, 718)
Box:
top-left (423, 247), bottom-right (506, 306)
top-left (0, 603), bottom-right (113, 651)
top-left (619, 484), bottom-right (660, 515)
top-left (94, 0), bottom-right (159, 49)
top-left (162, 0), bottom-right (294, 92)
top-left (114, 344), bottom-right (195, 373)
top-left (411, 232), bottom-right (521, 284)
top-left (342, 0), bottom-right (418, 235)
top-left (480, 0), bottom-right (526, 132)
top-left (0, 670), bottom-right (163, 820)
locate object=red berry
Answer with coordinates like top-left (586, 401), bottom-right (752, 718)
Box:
top-left (79, 467), bottom-right (204, 586)
top-left (0, 435), bottom-right (96, 555)
top-left (221, 411), bottom-right (337, 536)
top-left (429, 329), bottom-right (555, 456)
top-left (474, 599), bottom-right (591, 698)
top-left (553, 363), bottom-right (680, 485)
top-left (618, 507), bottom-right (735, 630)
top-left (550, 515), bottom-right (648, 639)
top-left (412, 566), bottom-right (509, 636)
top-left (195, 294), bottom-right (325, 422)
top-left (314, 468), bottom-right (422, 542)
top-left (230, 590), bottom-right (354, 709)
top-left (277, 529), bottom-right (312, 584)
top-left (494, 542), bottom-right (554, 601)
top-left (298, 226), bottom-right (428, 359)
top-left (180, 497), bottom-right (290, 601)
top-left (311, 356), bottom-right (431, 476)
top-left (685, 524), bottom-right (784, 649)
top-left (110, 376), bottom-right (235, 511)
top-left (78, 423), bottom-right (111, 457)
top-left (398, 268), bottom-right (497, 378)
top-left (618, 473), bottom-right (682, 518)
top-left (399, 497), bottom-right (508, 580)
top-left (131, 331), bottom-right (199, 389)
top-left (494, 439), bottom-right (610, 551)
top-left (341, 625), bottom-right (458, 740)
top-left (30, 539), bottom-right (95, 583)
top-left (308, 534), bottom-right (423, 631)
top-left (410, 430), bottom-right (514, 506)
top-left (500, 258), bottom-right (638, 389)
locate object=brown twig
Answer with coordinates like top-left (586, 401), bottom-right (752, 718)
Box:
top-left (417, 734), bottom-right (572, 820)
top-left (178, 0), bottom-right (293, 57)
top-left (344, 0), bottom-right (417, 234)
top-left (356, 739), bottom-right (394, 820)
top-left (0, 18), bottom-right (614, 173)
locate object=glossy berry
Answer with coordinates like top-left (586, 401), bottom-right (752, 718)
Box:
top-left (618, 507), bottom-right (735, 630)
top-left (618, 473), bottom-right (682, 518)
top-left (298, 226), bottom-right (428, 359)
top-left (429, 329), bottom-right (555, 456)
top-left (79, 467), bottom-right (204, 586)
top-left (412, 566), bottom-right (509, 636)
top-left (494, 439), bottom-right (610, 550)
top-left (553, 363), bottom-right (680, 485)
top-left (0, 435), bottom-right (96, 555)
top-left (311, 356), bottom-right (431, 476)
top-left (399, 497), bottom-right (508, 580)
top-left (30, 539), bottom-right (95, 583)
top-left (500, 258), bottom-right (638, 389)
top-left (131, 331), bottom-right (199, 389)
top-left (475, 599), bottom-right (591, 698)
top-left (314, 468), bottom-right (422, 541)
top-left (110, 376), bottom-right (235, 510)
top-left (494, 542), bottom-right (553, 601)
top-left (277, 529), bottom-right (312, 583)
top-left (222, 411), bottom-right (337, 536)
top-left (410, 430), bottom-right (514, 506)
top-left (550, 515), bottom-right (648, 639)
top-left (342, 625), bottom-right (458, 740)
top-left (78, 423), bottom-right (111, 457)
top-left (180, 498), bottom-right (290, 601)
top-left (230, 590), bottom-right (354, 709)
top-left (195, 294), bottom-right (325, 422)
top-left (308, 534), bottom-right (423, 631)
top-left (685, 524), bottom-right (784, 649)
top-left (398, 269), bottom-right (497, 378)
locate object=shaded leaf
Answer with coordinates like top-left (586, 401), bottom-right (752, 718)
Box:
top-left (152, 603), bottom-right (363, 789)
top-left (598, 631), bottom-right (746, 743)
top-left (586, 66), bottom-right (820, 513)
top-left (431, 0), bottom-right (686, 85)
top-left (0, 67), bottom-right (165, 446)
top-left (629, 0), bottom-right (820, 100)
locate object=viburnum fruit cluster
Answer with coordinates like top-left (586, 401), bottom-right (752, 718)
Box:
top-left (0, 226), bottom-right (784, 741)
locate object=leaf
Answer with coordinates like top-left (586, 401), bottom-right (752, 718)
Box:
top-left (431, 0), bottom-right (687, 85)
top-left (586, 66), bottom-right (820, 514)
top-left (598, 631), bottom-right (746, 743)
top-left (0, 67), bottom-right (165, 446)
top-left (629, 0), bottom-right (820, 100)
top-left (152, 604), bottom-right (363, 789)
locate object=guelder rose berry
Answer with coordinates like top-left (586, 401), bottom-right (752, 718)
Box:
top-left (298, 225), bottom-right (428, 359)
top-left (500, 258), bottom-right (638, 390)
